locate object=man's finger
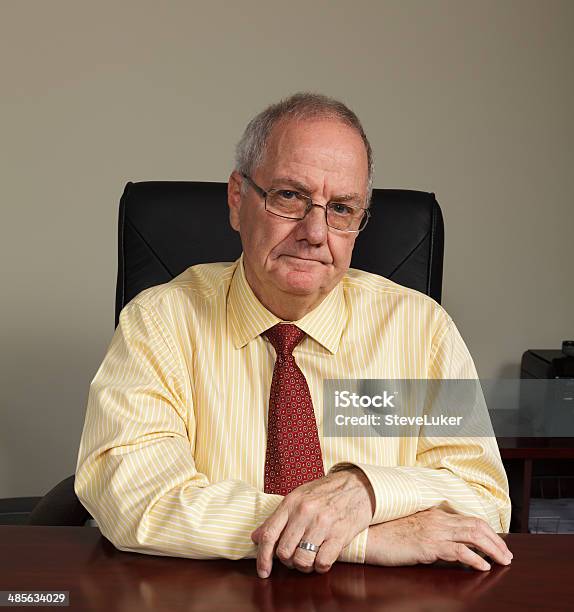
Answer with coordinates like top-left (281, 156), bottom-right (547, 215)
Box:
top-left (448, 515), bottom-right (511, 560)
top-left (440, 541), bottom-right (491, 571)
top-left (275, 521), bottom-right (307, 566)
top-left (256, 509), bottom-right (289, 578)
top-left (453, 521), bottom-right (512, 566)
top-left (313, 537), bottom-right (344, 574)
top-left (291, 527), bottom-right (328, 573)
top-left (471, 519), bottom-right (513, 561)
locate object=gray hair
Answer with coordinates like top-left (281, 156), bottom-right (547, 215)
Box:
top-left (234, 92), bottom-right (374, 206)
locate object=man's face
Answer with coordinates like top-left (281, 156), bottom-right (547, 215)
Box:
top-left (228, 117), bottom-right (369, 312)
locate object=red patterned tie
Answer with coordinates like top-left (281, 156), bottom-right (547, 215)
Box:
top-left (263, 323), bottom-right (325, 495)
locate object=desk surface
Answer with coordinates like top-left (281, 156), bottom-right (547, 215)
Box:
top-left (498, 437), bottom-right (574, 459)
top-left (1, 527), bottom-right (573, 612)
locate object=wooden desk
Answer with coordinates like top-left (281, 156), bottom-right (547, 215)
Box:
top-left (1, 526), bottom-right (573, 611)
top-left (499, 437), bottom-right (574, 532)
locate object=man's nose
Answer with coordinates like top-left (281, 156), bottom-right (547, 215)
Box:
top-left (295, 204), bottom-right (329, 243)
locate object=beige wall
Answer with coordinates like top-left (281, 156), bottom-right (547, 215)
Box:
top-left (1, 0), bottom-right (572, 498)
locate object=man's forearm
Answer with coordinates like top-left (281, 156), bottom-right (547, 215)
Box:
top-left (76, 437), bottom-right (369, 563)
top-left (328, 448), bottom-right (511, 533)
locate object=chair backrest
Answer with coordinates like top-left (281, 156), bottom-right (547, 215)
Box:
top-left (115, 181), bottom-right (444, 327)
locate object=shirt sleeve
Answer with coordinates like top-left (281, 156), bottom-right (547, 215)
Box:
top-left (328, 315), bottom-right (511, 534)
top-left (75, 300), bottom-right (367, 562)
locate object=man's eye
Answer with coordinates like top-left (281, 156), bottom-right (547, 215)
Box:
top-left (277, 190), bottom-right (298, 200)
top-left (331, 203), bottom-right (353, 215)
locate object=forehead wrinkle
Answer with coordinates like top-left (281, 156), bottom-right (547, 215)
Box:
top-left (262, 120), bottom-right (367, 202)
top-left (268, 120), bottom-right (362, 171)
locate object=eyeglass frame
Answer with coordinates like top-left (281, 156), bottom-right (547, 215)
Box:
top-left (240, 173), bottom-right (371, 233)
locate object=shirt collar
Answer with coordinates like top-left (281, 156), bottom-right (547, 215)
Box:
top-left (227, 252), bottom-right (348, 354)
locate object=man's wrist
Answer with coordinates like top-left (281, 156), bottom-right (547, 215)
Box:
top-left (351, 466), bottom-right (376, 519)
top-left (330, 464), bottom-right (376, 520)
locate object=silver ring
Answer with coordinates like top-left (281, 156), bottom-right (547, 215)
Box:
top-left (298, 540), bottom-right (320, 553)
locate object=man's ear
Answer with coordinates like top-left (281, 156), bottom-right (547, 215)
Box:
top-left (228, 171), bottom-right (243, 232)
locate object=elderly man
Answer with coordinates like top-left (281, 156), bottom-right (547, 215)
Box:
top-left (75, 92), bottom-right (512, 578)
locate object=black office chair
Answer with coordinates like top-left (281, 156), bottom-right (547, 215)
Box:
top-left (21, 181), bottom-right (444, 526)
top-left (0, 496), bottom-right (42, 525)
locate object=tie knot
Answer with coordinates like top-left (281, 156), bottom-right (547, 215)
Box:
top-left (263, 323), bottom-right (305, 357)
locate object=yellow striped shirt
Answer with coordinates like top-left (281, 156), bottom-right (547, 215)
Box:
top-left (75, 253), bottom-right (511, 564)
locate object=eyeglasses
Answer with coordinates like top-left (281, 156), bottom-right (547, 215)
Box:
top-left (240, 173), bottom-right (371, 233)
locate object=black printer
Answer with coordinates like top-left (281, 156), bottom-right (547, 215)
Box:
top-left (521, 344), bottom-right (574, 379)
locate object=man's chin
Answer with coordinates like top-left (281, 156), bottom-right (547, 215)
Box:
top-left (267, 257), bottom-right (333, 296)
top-left (278, 269), bottom-right (325, 295)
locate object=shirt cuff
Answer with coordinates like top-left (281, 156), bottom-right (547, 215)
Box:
top-left (337, 525), bottom-right (368, 564)
top-left (328, 461), bottom-right (423, 526)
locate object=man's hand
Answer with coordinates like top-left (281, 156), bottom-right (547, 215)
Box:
top-left (251, 467), bottom-right (375, 578)
top-left (365, 507), bottom-right (513, 571)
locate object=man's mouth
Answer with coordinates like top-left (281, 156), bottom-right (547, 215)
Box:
top-left (282, 255), bottom-right (326, 264)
